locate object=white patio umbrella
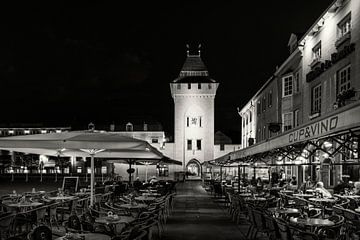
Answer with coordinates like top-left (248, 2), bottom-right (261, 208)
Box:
top-left (0, 130), bottom-right (164, 206)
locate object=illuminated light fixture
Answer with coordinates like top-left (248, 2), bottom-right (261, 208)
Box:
top-left (277, 156), bottom-right (283, 161)
top-left (55, 130), bottom-right (61, 133)
top-left (24, 130), bottom-right (30, 134)
top-left (145, 147), bottom-right (150, 151)
top-left (323, 141), bottom-right (332, 148)
top-left (41, 130), bottom-right (47, 134)
top-left (323, 153), bottom-right (330, 158)
top-left (294, 158), bottom-right (302, 165)
top-left (9, 130), bottom-right (14, 134)
top-left (276, 160), bottom-right (282, 165)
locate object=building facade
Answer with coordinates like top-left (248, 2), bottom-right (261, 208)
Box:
top-left (233, 0), bottom-right (360, 186)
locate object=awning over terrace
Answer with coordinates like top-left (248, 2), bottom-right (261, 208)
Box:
top-left (207, 102), bottom-right (360, 166)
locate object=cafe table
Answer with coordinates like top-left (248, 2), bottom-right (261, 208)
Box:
top-left (135, 196), bottom-right (156, 202)
top-left (95, 215), bottom-right (135, 225)
top-left (6, 201), bottom-right (43, 212)
top-left (119, 203), bottom-right (148, 209)
top-left (308, 198), bottom-right (337, 203)
top-left (293, 193), bottom-right (314, 198)
top-left (48, 196), bottom-right (76, 201)
top-left (268, 207), bottom-right (300, 214)
top-left (237, 193), bottom-right (252, 197)
top-left (290, 217), bottom-right (334, 232)
top-left (55, 233), bottom-right (111, 240)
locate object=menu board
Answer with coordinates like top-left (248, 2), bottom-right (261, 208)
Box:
top-left (62, 177), bottom-right (79, 193)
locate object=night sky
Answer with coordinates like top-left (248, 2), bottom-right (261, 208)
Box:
top-left (0, 1), bottom-right (331, 141)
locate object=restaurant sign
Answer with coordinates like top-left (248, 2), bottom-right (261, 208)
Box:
top-left (289, 116), bottom-right (338, 143)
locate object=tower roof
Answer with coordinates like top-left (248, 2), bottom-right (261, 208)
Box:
top-left (173, 47), bottom-right (215, 83)
top-left (180, 55), bottom-right (208, 74)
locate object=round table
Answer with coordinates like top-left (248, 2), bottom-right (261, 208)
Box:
top-left (280, 190), bottom-right (294, 195)
top-left (135, 196), bottom-right (156, 202)
top-left (6, 202), bottom-right (43, 212)
top-left (119, 203), bottom-right (148, 209)
top-left (290, 217), bottom-right (334, 231)
top-left (244, 197), bottom-right (267, 201)
top-left (268, 207), bottom-right (300, 214)
top-left (142, 193), bottom-right (161, 197)
top-left (95, 215), bottom-right (135, 225)
top-left (238, 193), bottom-right (252, 197)
top-left (55, 233), bottom-right (111, 240)
top-left (293, 194), bottom-right (314, 198)
top-left (308, 198), bottom-right (337, 203)
top-left (48, 196), bottom-right (76, 201)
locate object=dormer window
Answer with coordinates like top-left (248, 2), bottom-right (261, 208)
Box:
top-left (312, 42), bottom-right (321, 61)
top-left (338, 13), bottom-right (351, 39)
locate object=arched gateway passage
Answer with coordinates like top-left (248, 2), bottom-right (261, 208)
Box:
top-left (186, 158), bottom-right (201, 177)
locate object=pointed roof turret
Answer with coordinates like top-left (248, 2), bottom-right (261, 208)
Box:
top-left (174, 44), bottom-right (215, 83)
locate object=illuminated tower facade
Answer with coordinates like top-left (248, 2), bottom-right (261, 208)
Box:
top-left (170, 47), bottom-right (219, 176)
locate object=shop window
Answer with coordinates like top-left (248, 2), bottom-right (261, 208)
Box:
top-left (282, 75), bottom-right (293, 97)
top-left (282, 113), bottom-right (293, 131)
top-left (336, 65), bottom-right (351, 95)
top-left (196, 139), bottom-right (202, 150)
top-left (187, 139), bottom-right (192, 150)
top-left (157, 164), bottom-right (169, 177)
top-left (311, 84), bottom-right (322, 114)
top-left (101, 166), bottom-right (107, 174)
top-left (338, 13), bottom-right (351, 39)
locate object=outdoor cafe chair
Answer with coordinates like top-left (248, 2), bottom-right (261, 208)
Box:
top-left (27, 225), bottom-right (52, 240)
top-left (251, 208), bottom-right (268, 239)
top-left (275, 218), bottom-right (294, 240)
top-left (317, 215), bottom-right (345, 239)
top-left (292, 230), bottom-right (319, 240)
top-left (0, 213), bottom-right (15, 239)
top-left (263, 213), bottom-right (280, 240)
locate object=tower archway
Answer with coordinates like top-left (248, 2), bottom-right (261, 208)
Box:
top-left (186, 158), bottom-right (202, 177)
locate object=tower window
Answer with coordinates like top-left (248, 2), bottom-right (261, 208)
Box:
top-left (177, 84), bottom-right (181, 90)
top-left (199, 117), bottom-right (202, 127)
top-left (187, 139), bottom-right (192, 150)
top-left (196, 139), bottom-right (202, 150)
top-left (186, 117), bottom-right (189, 127)
top-left (220, 144), bottom-right (225, 151)
top-left (188, 83), bottom-right (191, 89)
top-left (198, 83), bottom-right (201, 89)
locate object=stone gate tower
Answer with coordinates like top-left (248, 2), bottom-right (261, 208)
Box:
top-left (170, 46), bottom-right (219, 176)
